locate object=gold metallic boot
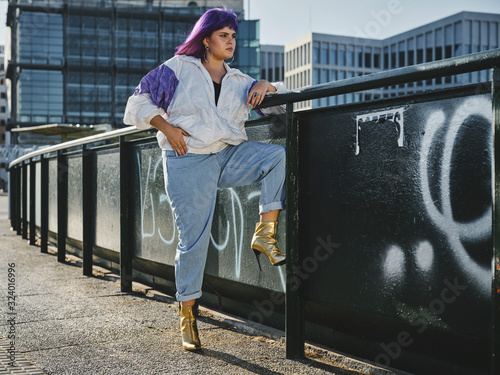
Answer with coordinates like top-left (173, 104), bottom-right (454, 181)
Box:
top-left (250, 221), bottom-right (286, 271)
top-left (179, 304), bottom-right (201, 350)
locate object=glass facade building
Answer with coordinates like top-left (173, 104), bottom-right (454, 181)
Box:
top-left (284, 11), bottom-right (500, 110)
top-left (6, 0), bottom-right (259, 145)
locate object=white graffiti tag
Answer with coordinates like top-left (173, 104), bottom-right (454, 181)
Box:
top-left (138, 154), bottom-right (176, 244)
top-left (419, 96), bottom-right (492, 296)
top-left (138, 153), bottom-right (283, 284)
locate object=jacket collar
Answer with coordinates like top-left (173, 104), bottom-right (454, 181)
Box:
top-left (177, 54), bottom-right (245, 78)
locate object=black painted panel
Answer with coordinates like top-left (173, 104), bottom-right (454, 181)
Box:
top-left (300, 88), bottom-right (492, 371)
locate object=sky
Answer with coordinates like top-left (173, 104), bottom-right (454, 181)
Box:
top-left (246, 0), bottom-right (500, 45)
top-left (0, 1), bottom-right (499, 46)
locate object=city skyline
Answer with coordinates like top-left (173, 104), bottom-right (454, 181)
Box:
top-left (1, 1), bottom-right (500, 47)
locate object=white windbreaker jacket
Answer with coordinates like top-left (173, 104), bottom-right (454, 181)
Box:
top-left (123, 54), bottom-right (287, 154)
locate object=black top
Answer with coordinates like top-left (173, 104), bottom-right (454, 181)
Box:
top-left (213, 81), bottom-right (221, 106)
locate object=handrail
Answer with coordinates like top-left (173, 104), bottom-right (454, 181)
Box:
top-left (9, 49), bottom-right (500, 169)
top-left (9, 126), bottom-right (148, 169)
top-left (259, 49), bottom-right (500, 108)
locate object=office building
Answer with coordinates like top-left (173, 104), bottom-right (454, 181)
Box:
top-left (5, 0), bottom-right (259, 145)
top-left (284, 11), bottom-right (500, 110)
top-left (260, 44), bottom-right (285, 82)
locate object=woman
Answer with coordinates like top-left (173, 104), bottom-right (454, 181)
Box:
top-left (123, 8), bottom-right (286, 351)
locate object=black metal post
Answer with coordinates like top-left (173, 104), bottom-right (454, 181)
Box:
top-left (82, 144), bottom-right (94, 276)
top-left (120, 136), bottom-right (133, 292)
top-left (285, 102), bottom-right (304, 359)
top-left (492, 67), bottom-right (500, 375)
top-left (57, 150), bottom-right (68, 263)
top-left (29, 158), bottom-right (36, 246)
top-left (40, 156), bottom-right (49, 253)
top-left (21, 162), bottom-right (27, 240)
top-left (9, 165), bottom-right (18, 232)
top-left (15, 165), bottom-right (21, 236)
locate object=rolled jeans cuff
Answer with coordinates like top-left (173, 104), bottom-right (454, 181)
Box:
top-left (259, 201), bottom-right (285, 215)
top-left (176, 290), bottom-right (202, 302)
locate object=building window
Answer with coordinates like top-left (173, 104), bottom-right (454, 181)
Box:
top-left (365, 47), bottom-right (372, 68)
top-left (347, 45), bottom-right (354, 66)
top-left (261, 52), bottom-right (266, 80)
top-left (19, 69), bottom-right (63, 123)
top-left (321, 69), bottom-right (329, 84)
top-left (312, 69), bottom-right (319, 86)
top-left (407, 38), bottom-right (415, 66)
top-left (355, 46), bottom-right (363, 67)
top-left (417, 34), bottom-right (424, 64)
top-left (330, 44), bottom-right (337, 65)
top-left (320, 70), bottom-right (329, 106)
top-left (391, 44), bottom-right (397, 69)
top-left (313, 42), bottom-right (320, 64)
top-left (275, 53), bottom-right (281, 81)
top-left (398, 41), bottom-right (405, 67)
top-left (454, 21), bottom-right (463, 56)
top-left (435, 28), bottom-right (443, 84)
top-left (425, 31), bottom-right (433, 85)
top-left (338, 45), bottom-right (346, 66)
top-left (383, 46), bottom-right (389, 69)
top-left (19, 11), bottom-right (63, 65)
top-left (481, 21), bottom-right (489, 51)
top-left (268, 53), bottom-right (273, 81)
top-left (68, 70), bottom-right (112, 124)
top-left (472, 20), bottom-right (481, 53)
top-left (115, 16), bottom-right (157, 69)
top-left (435, 28), bottom-right (443, 62)
top-left (321, 43), bottom-right (329, 65)
top-left (445, 24), bottom-right (453, 58)
top-left (492, 22), bottom-right (499, 48)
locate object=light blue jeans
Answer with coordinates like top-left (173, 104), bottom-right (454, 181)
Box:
top-left (162, 141), bottom-right (286, 302)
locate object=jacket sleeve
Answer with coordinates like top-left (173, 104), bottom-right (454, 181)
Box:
top-left (249, 80), bottom-right (288, 116)
top-left (123, 63), bottom-right (179, 129)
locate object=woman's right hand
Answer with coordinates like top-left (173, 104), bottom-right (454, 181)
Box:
top-left (150, 115), bottom-right (190, 156)
top-left (164, 125), bottom-right (190, 156)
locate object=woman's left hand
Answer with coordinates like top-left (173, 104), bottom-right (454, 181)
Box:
top-left (247, 80), bottom-right (273, 109)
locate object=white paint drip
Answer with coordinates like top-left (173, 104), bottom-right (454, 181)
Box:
top-left (355, 107), bottom-right (405, 155)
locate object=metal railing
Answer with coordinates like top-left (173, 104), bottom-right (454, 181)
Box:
top-left (9, 49), bottom-right (500, 170)
top-left (8, 49), bottom-right (500, 375)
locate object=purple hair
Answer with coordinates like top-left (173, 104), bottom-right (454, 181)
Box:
top-left (175, 8), bottom-right (238, 59)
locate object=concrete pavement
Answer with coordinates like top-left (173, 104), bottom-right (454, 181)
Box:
top-left (0, 193), bottom-right (402, 375)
